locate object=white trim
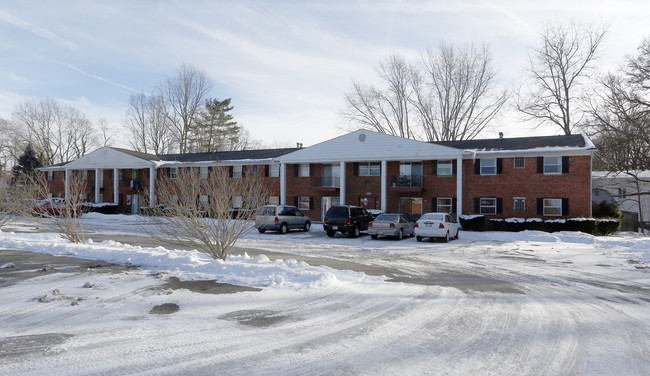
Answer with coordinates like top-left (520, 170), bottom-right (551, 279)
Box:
top-left (456, 158), bottom-right (463, 215)
top-left (280, 163), bottom-right (286, 205)
top-left (381, 160), bottom-right (387, 212)
top-left (339, 161), bottom-right (346, 205)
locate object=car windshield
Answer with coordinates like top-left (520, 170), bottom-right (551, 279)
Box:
top-left (375, 214), bottom-right (398, 222)
top-left (326, 206), bottom-right (349, 220)
top-left (421, 213), bottom-right (444, 221)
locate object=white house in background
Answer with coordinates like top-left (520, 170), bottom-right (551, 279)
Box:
top-left (592, 171), bottom-right (650, 226)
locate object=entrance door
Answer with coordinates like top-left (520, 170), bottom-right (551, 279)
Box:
top-left (359, 196), bottom-right (377, 210)
top-left (399, 197), bottom-right (423, 221)
top-left (321, 196), bottom-right (340, 221)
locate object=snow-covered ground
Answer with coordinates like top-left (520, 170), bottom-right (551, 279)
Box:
top-left (1, 214), bottom-right (649, 375)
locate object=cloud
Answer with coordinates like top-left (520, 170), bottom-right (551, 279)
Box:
top-left (0, 10), bottom-right (77, 50)
top-left (54, 61), bottom-right (149, 95)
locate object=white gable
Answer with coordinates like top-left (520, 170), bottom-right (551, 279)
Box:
top-left (278, 130), bottom-right (463, 163)
top-left (64, 147), bottom-right (157, 169)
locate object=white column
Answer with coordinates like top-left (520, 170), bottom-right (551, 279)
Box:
top-left (64, 169), bottom-right (70, 202)
top-left (381, 160), bottom-right (387, 212)
top-left (113, 168), bottom-right (119, 204)
top-left (280, 163), bottom-right (286, 205)
top-left (94, 168), bottom-right (101, 203)
top-left (149, 167), bottom-right (156, 206)
top-left (456, 158), bottom-right (463, 217)
top-left (339, 161), bottom-right (346, 205)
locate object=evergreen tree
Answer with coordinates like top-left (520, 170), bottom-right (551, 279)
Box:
top-left (190, 98), bottom-right (240, 152)
top-left (12, 144), bottom-right (43, 182)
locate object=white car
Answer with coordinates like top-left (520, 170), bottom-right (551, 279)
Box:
top-left (414, 213), bottom-right (460, 242)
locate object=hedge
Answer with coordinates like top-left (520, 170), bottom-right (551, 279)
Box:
top-left (459, 215), bottom-right (620, 235)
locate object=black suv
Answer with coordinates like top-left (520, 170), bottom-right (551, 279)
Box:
top-left (324, 205), bottom-right (374, 238)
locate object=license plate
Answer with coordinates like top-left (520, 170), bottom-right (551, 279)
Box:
top-left (332, 226), bottom-right (338, 230)
top-left (425, 223), bottom-right (432, 227)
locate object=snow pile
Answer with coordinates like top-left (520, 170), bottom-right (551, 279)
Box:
top-left (0, 231), bottom-right (356, 289)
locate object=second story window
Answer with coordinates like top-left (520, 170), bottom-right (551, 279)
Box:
top-left (233, 165), bottom-right (243, 178)
top-left (480, 159), bottom-right (497, 175)
top-left (298, 164), bottom-right (310, 177)
top-left (399, 162), bottom-right (422, 187)
top-left (437, 160), bottom-right (453, 176)
top-left (169, 167), bottom-right (177, 179)
top-left (544, 156), bottom-right (562, 174)
top-left (269, 164), bottom-right (280, 177)
top-left (514, 157), bottom-right (525, 169)
top-left (200, 167), bottom-right (209, 179)
top-left (358, 162), bottom-right (380, 176)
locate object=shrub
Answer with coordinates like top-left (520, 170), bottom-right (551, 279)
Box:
top-left (596, 219), bottom-right (620, 235)
top-left (459, 215), bottom-right (486, 231)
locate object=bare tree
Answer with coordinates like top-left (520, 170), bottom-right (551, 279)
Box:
top-left (0, 176), bottom-right (11, 230)
top-left (343, 54), bottom-right (415, 139)
top-left (413, 42), bottom-right (507, 141)
top-left (13, 171), bottom-right (90, 242)
top-left (124, 93), bottom-right (174, 154)
top-left (159, 64), bottom-right (213, 154)
top-left (517, 20), bottom-right (607, 135)
top-left (10, 98), bottom-right (99, 165)
top-left (97, 118), bottom-right (117, 147)
top-left (144, 166), bottom-right (268, 261)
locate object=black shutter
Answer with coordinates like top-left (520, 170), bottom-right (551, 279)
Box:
top-left (294, 165), bottom-right (299, 177)
top-left (309, 196), bottom-right (314, 210)
top-left (562, 156), bottom-right (570, 173)
top-left (242, 165), bottom-right (246, 178)
top-left (562, 198), bottom-right (569, 216)
top-left (452, 197), bottom-right (457, 213)
top-left (167, 168), bottom-right (170, 177)
top-left (497, 158), bottom-right (503, 174)
top-left (474, 198), bottom-right (480, 214)
top-left (156, 169), bottom-right (160, 178)
top-left (496, 198), bottom-right (503, 214)
top-left (229, 166), bottom-right (233, 178)
top-left (537, 198), bottom-right (543, 215)
top-left (294, 196), bottom-right (298, 207)
top-left (431, 197), bottom-right (438, 212)
top-left (537, 157), bottom-right (544, 173)
top-left (452, 160), bottom-right (457, 175)
top-left (474, 160), bottom-right (481, 174)
top-left (431, 160), bottom-right (438, 175)
top-left (309, 164), bottom-right (314, 177)
top-left (353, 163), bottom-right (359, 176)
top-left (264, 165), bottom-right (269, 177)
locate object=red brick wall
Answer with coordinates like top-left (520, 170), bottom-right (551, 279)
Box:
top-left (462, 155), bottom-right (592, 218)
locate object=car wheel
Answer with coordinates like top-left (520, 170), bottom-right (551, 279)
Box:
top-left (326, 230), bottom-right (335, 237)
top-left (444, 232), bottom-right (450, 243)
top-left (350, 224), bottom-right (360, 238)
top-left (279, 222), bottom-right (288, 234)
top-left (416, 236), bottom-right (422, 242)
top-left (370, 234), bottom-right (378, 240)
top-left (257, 228), bottom-right (266, 234)
top-left (303, 221), bottom-right (311, 232)
top-left (397, 229), bottom-right (403, 240)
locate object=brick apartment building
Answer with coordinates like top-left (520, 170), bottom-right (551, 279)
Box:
top-left (41, 130), bottom-right (595, 221)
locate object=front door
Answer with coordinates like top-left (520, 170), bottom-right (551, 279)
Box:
top-left (321, 196), bottom-right (340, 221)
top-left (399, 197), bottom-right (423, 221)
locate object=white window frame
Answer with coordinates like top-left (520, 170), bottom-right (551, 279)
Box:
top-left (46, 171), bottom-right (54, 180)
top-left (359, 162), bottom-right (380, 176)
top-left (514, 197), bottom-right (525, 211)
top-left (269, 164), bottom-right (280, 177)
top-left (267, 195), bottom-right (280, 205)
top-left (199, 195), bottom-right (209, 207)
top-left (232, 165), bottom-right (243, 179)
top-left (543, 198), bottom-right (562, 216)
top-left (251, 165), bottom-right (258, 174)
top-left (544, 156), bottom-right (562, 175)
top-left (437, 160), bottom-right (453, 176)
top-left (437, 197), bottom-right (453, 213)
top-left (514, 157), bottom-right (525, 169)
top-left (298, 164), bottom-right (310, 177)
top-left (298, 196), bottom-right (310, 210)
top-left (82, 170), bottom-right (89, 180)
top-left (480, 159), bottom-right (497, 175)
top-left (480, 198), bottom-right (497, 215)
top-left (200, 167), bottom-right (209, 179)
top-left (169, 167), bottom-right (177, 179)
top-left (232, 195), bottom-right (243, 208)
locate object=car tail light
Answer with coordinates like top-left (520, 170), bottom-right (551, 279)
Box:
top-left (414, 223), bottom-right (419, 228)
top-left (439, 223), bottom-right (445, 229)
top-left (369, 222), bottom-right (373, 227)
top-left (346, 218), bottom-right (351, 225)
top-left (389, 223), bottom-right (395, 228)
top-left (274, 217), bottom-right (279, 223)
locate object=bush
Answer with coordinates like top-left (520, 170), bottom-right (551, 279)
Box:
top-left (596, 219), bottom-right (620, 235)
top-left (459, 215), bottom-right (486, 231)
top-left (592, 200), bottom-right (622, 220)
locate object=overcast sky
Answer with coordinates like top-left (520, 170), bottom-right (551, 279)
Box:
top-left (1, 0), bottom-right (649, 149)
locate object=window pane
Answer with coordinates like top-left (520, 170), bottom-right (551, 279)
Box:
top-left (514, 198), bottom-right (525, 211)
top-left (480, 198), bottom-right (496, 214)
top-left (481, 159), bottom-right (496, 175)
top-left (437, 197), bottom-right (453, 213)
top-left (298, 164), bottom-right (310, 177)
top-left (544, 157), bottom-right (561, 174)
top-left (298, 196), bottom-right (310, 210)
top-left (514, 157), bottom-right (525, 169)
top-left (233, 165), bottom-right (243, 178)
top-left (270, 164), bottom-right (280, 177)
top-left (543, 198), bottom-right (562, 216)
top-left (437, 160), bottom-right (453, 176)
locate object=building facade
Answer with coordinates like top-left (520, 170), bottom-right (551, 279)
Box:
top-left (41, 130), bottom-right (596, 220)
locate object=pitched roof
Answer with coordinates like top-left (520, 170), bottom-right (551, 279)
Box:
top-left (159, 148), bottom-right (299, 163)
top-left (109, 147), bottom-right (161, 161)
top-left (432, 134), bottom-right (592, 152)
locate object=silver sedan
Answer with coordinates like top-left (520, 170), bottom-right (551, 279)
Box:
top-left (368, 213), bottom-right (415, 240)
